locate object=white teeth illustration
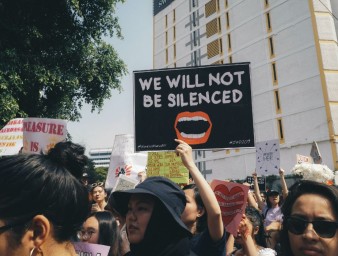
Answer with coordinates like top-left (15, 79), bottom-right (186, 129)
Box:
top-left (180, 132), bottom-right (206, 138)
top-left (178, 116), bottom-right (207, 122)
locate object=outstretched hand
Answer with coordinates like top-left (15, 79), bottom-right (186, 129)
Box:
top-left (175, 139), bottom-right (194, 169)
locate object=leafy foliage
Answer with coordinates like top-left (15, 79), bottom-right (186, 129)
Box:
top-left (0, 0), bottom-right (127, 127)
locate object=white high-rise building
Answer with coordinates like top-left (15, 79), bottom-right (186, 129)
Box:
top-left (153, 0), bottom-right (338, 180)
top-left (89, 148), bottom-right (112, 168)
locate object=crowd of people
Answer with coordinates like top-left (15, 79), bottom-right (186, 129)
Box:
top-left (0, 140), bottom-right (337, 256)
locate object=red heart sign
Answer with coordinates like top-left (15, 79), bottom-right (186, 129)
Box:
top-left (214, 184), bottom-right (245, 227)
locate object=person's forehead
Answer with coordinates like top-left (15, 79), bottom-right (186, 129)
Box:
top-left (93, 186), bottom-right (104, 192)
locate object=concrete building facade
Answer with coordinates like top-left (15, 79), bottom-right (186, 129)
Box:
top-left (88, 148), bottom-right (112, 168)
top-left (153, 0), bottom-right (338, 180)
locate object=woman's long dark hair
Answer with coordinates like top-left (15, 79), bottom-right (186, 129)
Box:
top-left (90, 211), bottom-right (121, 256)
top-left (183, 184), bottom-right (207, 233)
top-left (280, 180), bottom-right (338, 256)
top-left (0, 141), bottom-right (90, 244)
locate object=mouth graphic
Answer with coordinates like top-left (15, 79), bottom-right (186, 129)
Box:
top-left (174, 111), bottom-right (212, 144)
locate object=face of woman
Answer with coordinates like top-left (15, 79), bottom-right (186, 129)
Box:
top-left (126, 194), bottom-right (154, 244)
top-left (80, 216), bottom-right (99, 244)
top-left (268, 194), bottom-right (279, 206)
top-left (288, 194), bottom-right (338, 256)
top-left (92, 187), bottom-right (106, 203)
top-left (181, 189), bottom-right (199, 227)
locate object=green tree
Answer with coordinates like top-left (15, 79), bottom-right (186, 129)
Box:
top-left (94, 166), bottom-right (109, 183)
top-left (0, 0), bottom-right (127, 126)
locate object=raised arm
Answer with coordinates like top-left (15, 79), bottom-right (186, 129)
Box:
top-left (175, 139), bottom-right (224, 242)
top-left (252, 172), bottom-right (265, 211)
top-left (279, 168), bottom-right (289, 199)
top-left (243, 182), bottom-right (259, 211)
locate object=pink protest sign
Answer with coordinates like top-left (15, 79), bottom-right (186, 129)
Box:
top-left (211, 180), bottom-right (248, 236)
top-left (73, 242), bottom-right (110, 256)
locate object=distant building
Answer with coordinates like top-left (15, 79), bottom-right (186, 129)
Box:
top-left (89, 148), bottom-right (112, 168)
top-left (153, 0), bottom-right (338, 179)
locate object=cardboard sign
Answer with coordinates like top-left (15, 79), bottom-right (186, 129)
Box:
top-left (113, 175), bottom-right (139, 191)
top-left (310, 141), bottom-right (322, 164)
top-left (256, 139), bottom-right (280, 175)
top-left (0, 118), bottom-right (67, 156)
top-left (0, 118), bottom-right (24, 156)
top-left (22, 118), bottom-right (67, 154)
top-left (246, 176), bottom-right (266, 191)
top-left (73, 242), bottom-right (110, 256)
top-left (211, 180), bottom-right (248, 236)
top-left (105, 134), bottom-right (147, 190)
top-left (296, 154), bottom-right (313, 164)
top-left (134, 63), bottom-right (254, 151)
top-left (147, 151), bottom-right (189, 184)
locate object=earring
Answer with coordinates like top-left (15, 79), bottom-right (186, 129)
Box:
top-left (30, 247), bottom-right (44, 256)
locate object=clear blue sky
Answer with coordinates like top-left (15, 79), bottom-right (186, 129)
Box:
top-left (67, 0), bottom-right (153, 153)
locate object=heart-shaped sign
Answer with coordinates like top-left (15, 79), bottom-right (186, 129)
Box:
top-left (212, 181), bottom-right (248, 235)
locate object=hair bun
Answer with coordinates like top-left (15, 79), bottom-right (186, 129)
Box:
top-left (47, 141), bottom-right (88, 179)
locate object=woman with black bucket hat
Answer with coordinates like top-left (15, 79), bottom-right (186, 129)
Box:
top-left (111, 176), bottom-right (197, 256)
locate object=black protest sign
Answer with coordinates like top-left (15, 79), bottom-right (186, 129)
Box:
top-left (134, 63), bottom-right (254, 151)
top-left (246, 176), bottom-right (266, 192)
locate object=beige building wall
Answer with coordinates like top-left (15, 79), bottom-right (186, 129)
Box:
top-left (153, 0), bottom-right (338, 180)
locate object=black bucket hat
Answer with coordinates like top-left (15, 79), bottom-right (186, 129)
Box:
top-left (111, 176), bottom-right (191, 234)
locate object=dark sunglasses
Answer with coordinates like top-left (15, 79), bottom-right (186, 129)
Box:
top-left (286, 216), bottom-right (338, 238)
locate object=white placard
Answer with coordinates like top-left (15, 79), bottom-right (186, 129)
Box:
top-left (113, 175), bottom-right (139, 192)
top-left (105, 134), bottom-right (147, 190)
top-left (0, 118), bottom-right (24, 156)
top-left (22, 118), bottom-right (67, 154)
top-left (256, 139), bottom-right (280, 175)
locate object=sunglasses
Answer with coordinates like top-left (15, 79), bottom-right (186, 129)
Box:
top-left (91, 182), bottom-right (104, 188)
top-left (286, 216), bottom-right (338, 238)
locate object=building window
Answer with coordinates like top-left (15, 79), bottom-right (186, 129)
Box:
top-left (229, 55), bottom-right (232, 63)
top-left (226, 12), bottom-right (230, 28)
top-left (219, 38), bottom-right (223, 55)
top-left (206, 18), bottom-right (218, 37)
top-left (272, 62), bottom-right (278, 85)
top-left (194, 51), bottom-right (198, 66)
top-left (192, 0), bottom-right (196, 7)
top-left (173, 26), bottom-right (176, 41)
top-left (166, 48), bottom-right (168, 64)
top-left (205, 0), bottom-right (217, 18)
top-left (227, 33), bottom-right (232, 52)
top-left (174, 44), bottom-right (176, 60)
top-left (217, 17), bottom-right (221, 34)
top-left (266, 12), bottom-right (271, 32)
top-left (165, 31), bottom-right (168, 46)
top-left (265, 0), bottom-right (269, 8)
top-left (277, 118), bottom-right (285, 143)
top-left (207, 39), bottom-right (222, 58)
top-left (193, 30), bottom-right (197, 46)
top-left (225, 0), bottom-right (228, 8)
top-left (193, 12), bottom-right (196, 27)
top-left (274, 90), bottom-right (281, 113)
top-left (173, 9), bottom-right (176, 23)
top-left (165, 15), bottom-right (168, 28)
top-left (269, 36), bottom-right (274, 57)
